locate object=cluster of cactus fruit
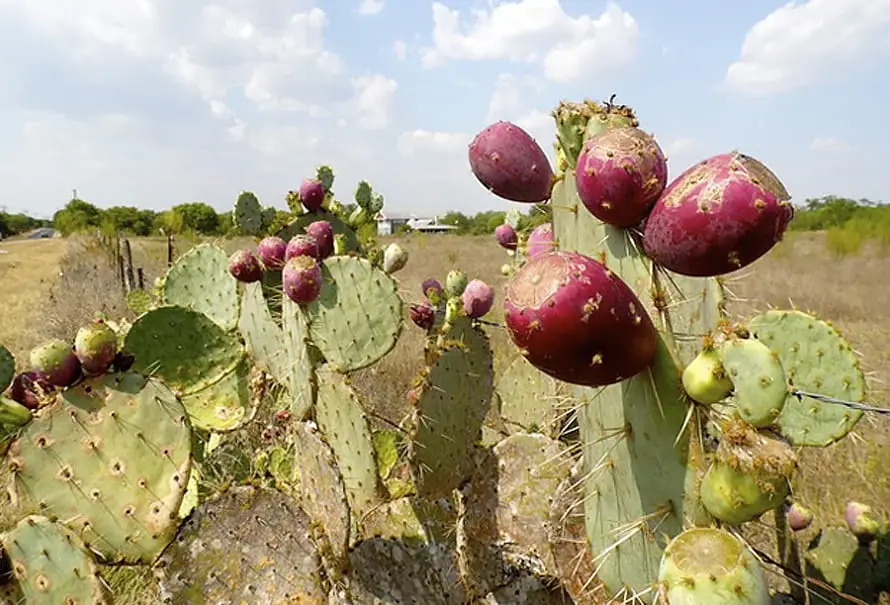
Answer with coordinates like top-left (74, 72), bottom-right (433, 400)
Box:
top-left (0, 97), bottom-right (887, 605)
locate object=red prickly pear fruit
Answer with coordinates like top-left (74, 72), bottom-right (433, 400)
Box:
top-left (257, 236), bottom-right (288, 270)
top-left (282, 255), bottom-right (323, 305)
top-left (274, 409), bottom-right (292, 423)
top-left (526, 223), bottom-right (555, 258)
top-left (9, 371), bottom-right (54, 410)
top-left (285, 235), bottom-right (320, 262)
top-left (495, 224), bottom-right (518, 250)
top-left (504, 250), bottom-right (658, 387)
top-left (112, 351), bottom-right (135, 373)
top-left (575, 127), bottom-right (667, 228)
top-left (74, 321), bottom-right (118, 375)
top-left (462, 279), bottom-right (494, 319)
top-left (410, 302), bottom-right (435, 330)
top-left (300, 178), bottom-right (325, 213)
top-left (845, 501), bottom-right (881, 538)
top-left (785, 502), bottom-right (814, 532)
top-left (306, 221), bottom-right (334, 259)
top-left (228, 250), bottom-right (263, 283)
top-left (421, 278), bottom-right (443, 304)
top-left (468, 121), bottom-right (554, 203)
top-left (29, 339), bottom-right (81, 387)
top-left (642, 152), bottom-right (794, 277)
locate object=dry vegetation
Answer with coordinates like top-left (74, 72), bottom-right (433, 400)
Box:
top-left (0, 229), bottom-right (887, 599)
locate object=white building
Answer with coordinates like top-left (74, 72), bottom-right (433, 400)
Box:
top-left (376, 213), bottom-right (458, 236)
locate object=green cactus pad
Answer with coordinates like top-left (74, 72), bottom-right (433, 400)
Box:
top-left (494, 356), bottom-right (565, 437)
top-left (2, 515), bottom-right (111, 604)
top-left (306, 256), bottom-right (403, 372)
top-left (232, 190), bottom-right (263, 236)
top-left (125, 305), bottom-right (244, 395)
top-left (747, 309), bottom-right (866, 446)
top-left (0, 345), bottom-right (14, 393)
top-left (480, 573), bottom-right (574, 604)
top-left (658, 527), bottom-right (770, 605)
top-left (409, 326), bottom-right (494, 500)
top-left (282, 297), bottom-right (315, 418)
top-left (804, 526), bottom-right (877, 604)
top-left (156, 486), bottom-right (327, 604)
top-left (126, 289), bottom-right (155, 315)
top-left (314, 368), bottom-right (384, 523)
top-left (179, 360), bottom-right (254, 432)
top-left (719, 337), bottom-right (787, 427)
top-left (162, 243), bottom-right (240, 331)
top-left (6, 372), bottom-right (192, 563)
top-left (293, 421), bottom-right (350, 566)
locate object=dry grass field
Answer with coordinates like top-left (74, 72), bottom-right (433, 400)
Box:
top-left (0, 229), bottom-right (888, 600)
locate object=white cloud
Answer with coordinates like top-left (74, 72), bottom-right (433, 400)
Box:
top-left (393, 39), bottom-right (407, 60)
top-left (725, 0), bottom-right (890, 95)
top-left (358, 0), bottom-right (385, 15)
top-left (810, 137), bottom-right (853, 153)
top-left (349, 74), bottom-right (398, 130)
top-left (397, 130), bottom-right (470, 158)
top-left (421, 0), bottom-right (639, 83)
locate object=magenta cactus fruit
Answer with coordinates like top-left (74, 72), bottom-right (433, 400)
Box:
top-left (495, 224), bottom-right (518, 250)
top-left (526, 222), bottom-right (555, 258)
top-left (228, 249), bottom-right (263, 283)
top-left (642, 152), bottom-right (794, 277)
top-left (74, 321), bottom-right (118, 375)
top-left (575, 127), bottom-right (667, 227)
top-left (844, 501), bottom-right (881, 538)
top-left (409, 302), bottom-right (435, 331)
top-left (785, 502), bottom-right (814, 532)
top-left (282, 255), bottom-right (323, 304)
top-left (285, 234), bottom-right (320, 261)
top-left (421, 278), bottom-right (444, 305)
top-left (257, 236), bottom-right (288, 269)
top-left (503, 250), bottom-right (658, 387)
top-left (29, 339), bottom-right (81, 387)
top-left (468, 121), bottom-right (554, 203)
top-left (300, 178), bottom-right (325, 213)
top-left (306, 221), bottom-right (334, 259)
top-left (462, 279), bottom-right (494, 319)
top-left (9, 371), bottom-right (54, 410)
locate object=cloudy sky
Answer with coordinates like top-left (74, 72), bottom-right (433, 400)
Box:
top-left (0, 0), bottom-right (887, 219)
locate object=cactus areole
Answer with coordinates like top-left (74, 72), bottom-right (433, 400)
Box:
top-left (503, 250), bottom-right (658, 387)
top-left (468, 121), bottom-right (554, 203)
top-left (642, 152), bottom-right (794, 277)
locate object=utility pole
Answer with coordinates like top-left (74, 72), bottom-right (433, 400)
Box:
top-left (72, 188), bottom-right (78, 200)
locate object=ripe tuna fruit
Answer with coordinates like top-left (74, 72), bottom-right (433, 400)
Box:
top-left (283, 256), bottom-right (323, 304)
top-left (526, 223), bottom-right (555, 258)
top-left (462, 279), bottom-right (494, 318)
top-left (504, 251), bottom-right (658, 387)
top-left (300, 178), bottom-right (325, 213)
top-left (257, 236), bottom-right (288, 269)
top-left (29, 339), bottom-right (81, 387)
top-left (228, 249), bottom-right (263, 283)
top-left (74, 321), bottom-right (118, 375)
top-left (468, 121), bottom-right (554, 203)
top-left (410, 303), bottom-right (435, 330)
top-left (9, 371), bottom-right (54, 410)
top-left (306, 221), bottom-right (334, 259)
top-left (575, 127), bottom-right (667, 227)
top-left (642, 152), bottom-right (794, 277)
top-left (495, 224), bottom-right (518, 250)
top-left (285, 235), bottom-right (320, 261)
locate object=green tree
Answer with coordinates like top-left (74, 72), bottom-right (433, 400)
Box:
top-left (52, 198), bottom-right (103, 236)
top-left (171, 202), bottom-right (220, 235)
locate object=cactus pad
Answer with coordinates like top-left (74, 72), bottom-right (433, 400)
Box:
top-left (314, 368), bottom-right (383, 523)
top-left (156, 486), bottom-right (327, 604)
top-left (306, 256), bottom-right (403, 372)
top-left (804, 526), bottom-right (877, 604)
top-left (6, 372), bottom-right (192, 563)
top-left (409, 327), bottom-right (494, 499)
top-left (179, 360), bottom-right (254, 431)
top-left (719, 336), bottom-right (787, 427)
top-left (282, 297), bottom-right (315, 418)
top-left (233, 190), bottom-right (263, 235)
top-left (0, 345), bottom-right (14, 393)
top-left (162, 243), bottom-right (240, 331)
top-left (748, 310), bottom-right (866, 446)
top-left (125, 305), bottom-right (244, 395)
top-left (495, 355), bottom-right (565, 437)
top-left (2, 515), bottom-right (111, 604)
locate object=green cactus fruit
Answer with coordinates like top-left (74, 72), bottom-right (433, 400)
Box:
top-left (718, 337), bottom-right (787, 427)
top-left (315, 368), bottom-right (384, 526)
top-left (805, 526), bottom-right (877, 604)
top-left (74, 320), bottom-right (118, 375)
top-left (179, 359), bottom-right (254, 431)
top-left (161, 243), bottom-right (240, 331)
top-left (293, 420), bottom-right (350, 569)
top-left (584, 96), bottom-right (640, 140)
top-left (0, 344), bottom-right (14, 392)
top-left (126, 288), bottom-right (155, 314)
top-left (0, 396), bottom-right (31, 427)
top-left (494, 355), bottom-right (565, 437)
top-left (232, 190), bottom-right (264, 236)
top-left (6, 372), bottom-right (192, 563)
top-left (2, 516), bottom-right (112, 604)
top-left (382, 242), bottom-right (408, 274)
top-left (29, 339), bottom-right (81, 387)
top-left (124, 305), bottom-right (244, 395)
top-left (409, 325), bottom-right (494, 499)
top-left (699, 420), bottom-right (796, 524)
top-left (682, 347), bottom-right (733, 405)
top-left (306, 256), bottom-right (403, 372)
top-left (657, 527), bottom-right (770, 605)
top-left (156, 486), bottom-right (327, 604)
top-left (445, 269), bottom-right (468, 298)
top-left (747, 309), bottom-right (866, 446)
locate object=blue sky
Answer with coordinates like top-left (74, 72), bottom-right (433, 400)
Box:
top-left (0, 0), bottom-right (887, 219)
